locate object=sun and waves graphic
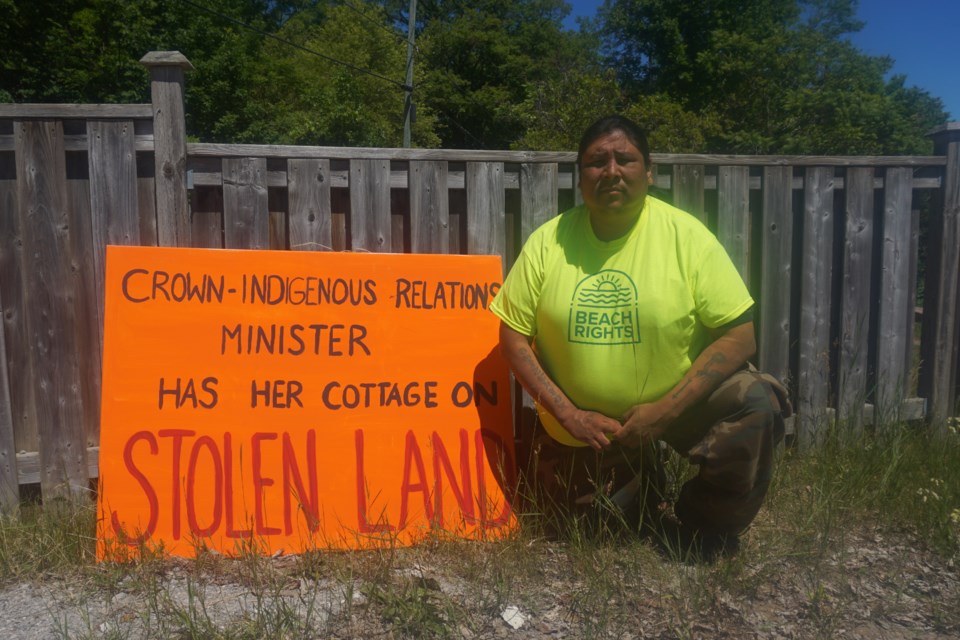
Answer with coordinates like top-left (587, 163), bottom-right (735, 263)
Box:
top-left (568, 270), bottom-right (641, 345)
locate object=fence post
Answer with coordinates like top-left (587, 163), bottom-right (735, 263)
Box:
top-left (0, 287), bottom-right (17, 513)
top-left (921, 123), bottom-right (960, 430)
top-left (141, 51), bottom-right (193, 248)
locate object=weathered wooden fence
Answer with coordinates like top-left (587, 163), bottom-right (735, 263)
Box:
top-left (1, 52), bottom-right (959, 508)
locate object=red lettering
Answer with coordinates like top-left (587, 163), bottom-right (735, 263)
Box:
top-left (282, 431), bottom-right (319, 533)
top-left (186, 435), bottom-right (223, 537)
top-left (111, 431), bottom-right (159, 545)
top-left (476, 429), bottom-right (514, 527)
top-left (158, 429), bottom-right (196, 540)
top-left (355, 429), bottom-right (396, 533)
top-left (224, 432), bottom-right (252, 539)
top-left (252, 432), bottom-right (281, 536)
top-left (431, 430), bottom-right (474, 526)
top-left (398, 430), bottom-right (433, 529)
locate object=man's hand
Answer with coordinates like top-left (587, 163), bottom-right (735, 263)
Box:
top-left (499, 322), bottom-right (620, 451)
top-left (616, 401), bottom-right (674, 448)
top-left (558, 408), bottom-right (622, 451)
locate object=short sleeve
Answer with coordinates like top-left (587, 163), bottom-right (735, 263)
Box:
top-left (692, 239), bottom-right (754, 328)
top-left (489, 232), bottom-right (546, 337)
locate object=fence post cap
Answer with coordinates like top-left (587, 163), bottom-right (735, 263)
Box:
top-left (139, 51), bottom-right (195, 72)
top-left (927, 122), bottom-right (960, 138)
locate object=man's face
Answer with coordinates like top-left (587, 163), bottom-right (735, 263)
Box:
top-left (578, 130), bottom-right (653, 216)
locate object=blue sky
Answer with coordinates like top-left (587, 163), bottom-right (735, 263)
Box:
top-left (564, 1), bottom-right (959, 122)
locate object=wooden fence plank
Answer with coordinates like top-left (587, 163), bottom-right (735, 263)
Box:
top-left (88, 120), bottom-right (140, 252)
top-left (184, 142), bottom-right (946, 168)
top-left (796, 167), bottom-right (835, 445)
top-left (14, 120), bottom-right (88, 498)
top-left (837, 167), bottom-right (876, 428)
top-left (137, 156), bottom-right (158, 246)
top-left (921, 126), bottom-right (960, 429)
top-left (223, 157), bottom-right (269, 249)
top-left (0, 287), bottom-right (17, 512)
top-left (65, 151), bottom-right (102, 452)
top-left (142, 52), bottom-right (192, 248)
top-left (0, 149), bottom-right (36, 455)
top-left (465, 162), bottom-right (505, 263)
top-left (573, 165), bottom-right (583, 206)
top-left (520, 163), bottom-right (558, 244)
top-left (674, 164), bottom-right (705, 223)
top-left (716, 166), bottom-right (751, 284)
top-left (875, 167), bottom-right (914, 422)
top-left (181, 161), bottom-right (940, 194)
top-left (0, 104), bottom-right (153, 119)
top-left (88, 121), bottom-right (139, 443)
top-left (191, 187), bottom-right (223, 248)
top-left (270, 191), bottom-right (287, 251)
top-left (758, 166), bottom-right (793, 386)
top-left (906, 206), bottom-right (920, 389)
top-left (17, 447), bottom-right (98, 486)
top-left (349, 158), bottom-right (391, 252)
top-left (409, 160), bottom-right (450, 254)
top-left (287, 158), bottom-right (332, 251)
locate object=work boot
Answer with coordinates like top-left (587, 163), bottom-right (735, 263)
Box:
top-left (653, 512), bottom-right (740, 564)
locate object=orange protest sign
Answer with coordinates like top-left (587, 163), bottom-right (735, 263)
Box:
top-left (96, 246), bottom-right (516, 559)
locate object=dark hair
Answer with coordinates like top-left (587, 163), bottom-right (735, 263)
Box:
top-left (576, 115), bottom-right (651, 167)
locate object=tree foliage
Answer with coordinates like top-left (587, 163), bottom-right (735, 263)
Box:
top-left (413, 0), bottom-right (595, 148)
top-left (597, 0), bottom-right (947, 154)
top-left (0, 0), bottom-right (949, 153)
top-left (245, 4), bottom-right (439, 146)
top-left (515, 70), bottom-right (719, 152)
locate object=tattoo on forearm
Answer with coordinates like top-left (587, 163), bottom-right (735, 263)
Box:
top-left (697, 352), bottom-right (727, 378)
top-left (671, 351), bottom-right (728, 400)
top-left (516, 346), bottom-right (566, 408)
top-left (671, 379), bottom-right (692, 399)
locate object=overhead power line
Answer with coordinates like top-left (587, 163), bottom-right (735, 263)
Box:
top-left (175, 0), bottom-right (411, 91)
top-left (402, 0), bottom-right (417, 147)
top-left (338, 0), bottom-right (416, 50)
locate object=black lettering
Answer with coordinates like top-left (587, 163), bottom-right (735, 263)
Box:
top-left (250, 379), bottom-right (303, 409)
top-left (474, 381), bottom-right (498, 406)
top-left (152, 270), bottom-right (171, 301)
top-left (424, 381), bottom-right (438, 408)
top-left (251, 380), bottom-right (270, 408)
top-left (433, 281), bottom-right (447, 308)
top-left (451, 381), bottom-right (473, 408)
top-left (222, 324), bottom-right (240, 354)
top-left (349, 324), bottom-right (370, 356)
top-left (342, 384), bottom-right (360, 408)
top-left (395, 278), bottom-right (412, 308)
top-left (157, 377), bottom-right (218, 410)
top-left (121, 268), bottom-right (149, 303)
top-left (200, 377), bottom-right (219, 408)
top-left (158, 377), bottom-right (179, 409)
top-left (288, 324), bottom-right (305, 355)
top-left (364, 280), bottom-right (378, 304)
top-left (322, 382), bottom-right (341, 409)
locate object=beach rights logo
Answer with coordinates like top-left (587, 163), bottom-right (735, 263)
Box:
top-left (568, 270), bottom-right (641, 345)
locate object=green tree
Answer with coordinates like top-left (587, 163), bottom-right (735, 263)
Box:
top-left (0, 0), bottom-right (157, 103)
top-left (244, 3), bottom-right (438, 146)
top-left (0, 0), bottom-right (430, 145)
top-left (413, 0), bottom-right (597, 148)
top-left (515, 70), bottom-right (719, 152)
top-left (597, 0), bottom-right (947, 154)
top-left (0, 0), bottom-right (292, 141)
top-left (1, 0), bottom-right (948, 153)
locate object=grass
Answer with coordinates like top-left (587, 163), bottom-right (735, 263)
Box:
top-left (0, 422), bottom-right (958, 638)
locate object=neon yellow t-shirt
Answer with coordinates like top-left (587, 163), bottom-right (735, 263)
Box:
top-left (490, 197), bottom-right (753, 446)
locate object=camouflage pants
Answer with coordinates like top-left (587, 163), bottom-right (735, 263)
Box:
top-left (522, 366), bottom-right (790, 536)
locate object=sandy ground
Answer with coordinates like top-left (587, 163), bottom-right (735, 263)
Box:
top-left (0, 530), bottom-right (956, 639)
